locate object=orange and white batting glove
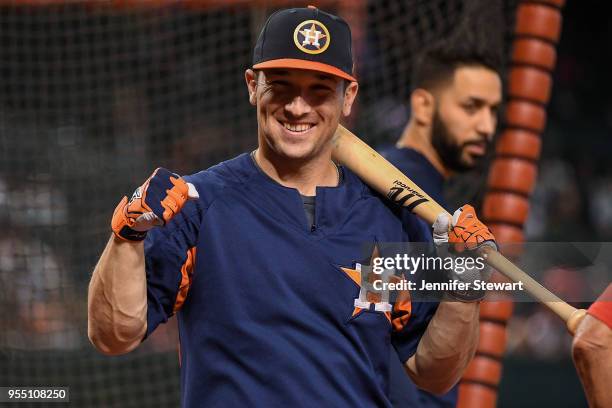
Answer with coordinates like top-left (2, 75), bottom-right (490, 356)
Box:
top-left (433, 205), bottom-right (496, 250)
top-left (448, 204), bottom-right (497, 252)
top-left (432, 205), bottom-right (496, 301)
top-left (111, 168), bottom-right (199, 242)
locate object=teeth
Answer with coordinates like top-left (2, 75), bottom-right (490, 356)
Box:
top-left (283, 122), bottom-right (313, 132)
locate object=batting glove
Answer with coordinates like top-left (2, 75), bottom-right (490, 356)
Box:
top-left (111, 168), bottom-right (199, 242)
top-left (433, 205), bottom-right (497, 301)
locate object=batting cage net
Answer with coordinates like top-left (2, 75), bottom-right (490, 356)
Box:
top-left (1, 1), bottom-right (517, 406)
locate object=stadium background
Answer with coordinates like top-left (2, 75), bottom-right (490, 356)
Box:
top-left (0, 0), bottom-right (608, 406)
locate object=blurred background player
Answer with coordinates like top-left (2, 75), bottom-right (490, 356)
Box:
top-left (380, 40), bottom-right (502, 407)
top-left (572, 283), bottom-right (612, 408)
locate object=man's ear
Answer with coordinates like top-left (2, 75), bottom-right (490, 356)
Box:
top-left (411, 88), bottom-right (435, 126)
top-left (245, 69), bottom-right (257, 106)
top-left (342, 81), bottom-right (359, 117)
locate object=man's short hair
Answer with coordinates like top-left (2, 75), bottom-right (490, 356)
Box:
top-left (412, 39), bottom-right (503, 92)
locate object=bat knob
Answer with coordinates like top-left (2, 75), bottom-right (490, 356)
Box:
top-left (566, 308), bottom-right (588, 336)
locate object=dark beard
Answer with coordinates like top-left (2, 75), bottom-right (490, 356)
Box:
top-left (431, 111), bottom-right (484, 173)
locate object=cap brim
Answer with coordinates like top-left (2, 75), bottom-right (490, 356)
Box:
top-left (253, 58), bottom-right (357, 82)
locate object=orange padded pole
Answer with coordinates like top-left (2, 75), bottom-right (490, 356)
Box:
top-left (457, 1), bottom-right (566, 407)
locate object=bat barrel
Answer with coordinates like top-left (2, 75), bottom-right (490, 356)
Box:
top-left (478, 247), bottom-right (577, 322)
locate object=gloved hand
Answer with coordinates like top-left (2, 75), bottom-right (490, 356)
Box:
top-left (111, 168), bottom-right (199, 242)
top-left (432, 205), bottom-right (497, 301)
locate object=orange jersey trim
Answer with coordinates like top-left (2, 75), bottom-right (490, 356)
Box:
top-left (173, 247), bottom-right (197, 312)
top-left (392, 280), bottom-right (412, 332)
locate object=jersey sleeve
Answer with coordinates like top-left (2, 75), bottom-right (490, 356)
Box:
top-left (390, 276), bottom-right (440, 362)
top-left (391, 210), bottom-right (441, 362)
top-left (400, 208), bottom-right (432, 242)
top-left (144, 172), bottom-right (219, 338)
top-left (587, 283), bottom-right (612, 329)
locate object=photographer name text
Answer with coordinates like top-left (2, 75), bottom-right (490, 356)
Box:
top-left (373, 279), bottom-right (525, 292)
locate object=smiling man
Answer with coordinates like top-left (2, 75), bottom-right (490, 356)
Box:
top-left (88, 7), bottom-right (495, 407)
top-left (244, 67), bottom-right (356, 196)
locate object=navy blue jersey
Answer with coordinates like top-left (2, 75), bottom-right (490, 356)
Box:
top-left (380, 146), bottom-right (458, 408)
top-left (143, 153), bottom-right (434, 407)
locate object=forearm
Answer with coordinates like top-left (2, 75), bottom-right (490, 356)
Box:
top-left (88, 235), bottom-right (148, 355)
top-left (572, 315), bottom-right (612, 408)
top-left (406, 300), bottom-right (480, 394)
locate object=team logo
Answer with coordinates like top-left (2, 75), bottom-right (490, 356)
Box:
top-left (341, 246), bottom-right (394, 318)
top-left (387, 179), bottom-right (429, 209)
top-left (293, 20), bottom-right (330, 54)
top-left (341, 247), bottom-right (412, 331)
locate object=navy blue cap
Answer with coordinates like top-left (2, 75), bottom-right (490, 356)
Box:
top-left (253, 6), bottom-right (356, 82)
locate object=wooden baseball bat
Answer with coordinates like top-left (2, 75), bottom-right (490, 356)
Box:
top-left (331, 124), bottom-right (587, 335)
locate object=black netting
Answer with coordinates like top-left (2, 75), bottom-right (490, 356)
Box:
top-left (0, 1), bottom-right (517, 406)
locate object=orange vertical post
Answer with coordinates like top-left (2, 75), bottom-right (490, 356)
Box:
top-left (458, 1), bottom-right (566, 407)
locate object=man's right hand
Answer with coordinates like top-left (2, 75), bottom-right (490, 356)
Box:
top-left (111, 168), bottom-right (199, 242)
top-left (432, 205), bottom-right (496, 302)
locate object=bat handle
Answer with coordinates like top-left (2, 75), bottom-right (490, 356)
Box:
top-left (566, 308), bottom-right (588, 336)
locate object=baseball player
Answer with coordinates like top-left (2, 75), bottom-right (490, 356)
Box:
top-left (572, 283), bottom-right (612, 407)
top-left (88, 7), bottom-right (496, 407)
top-left (380, 41), bottom-right (502, 407)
